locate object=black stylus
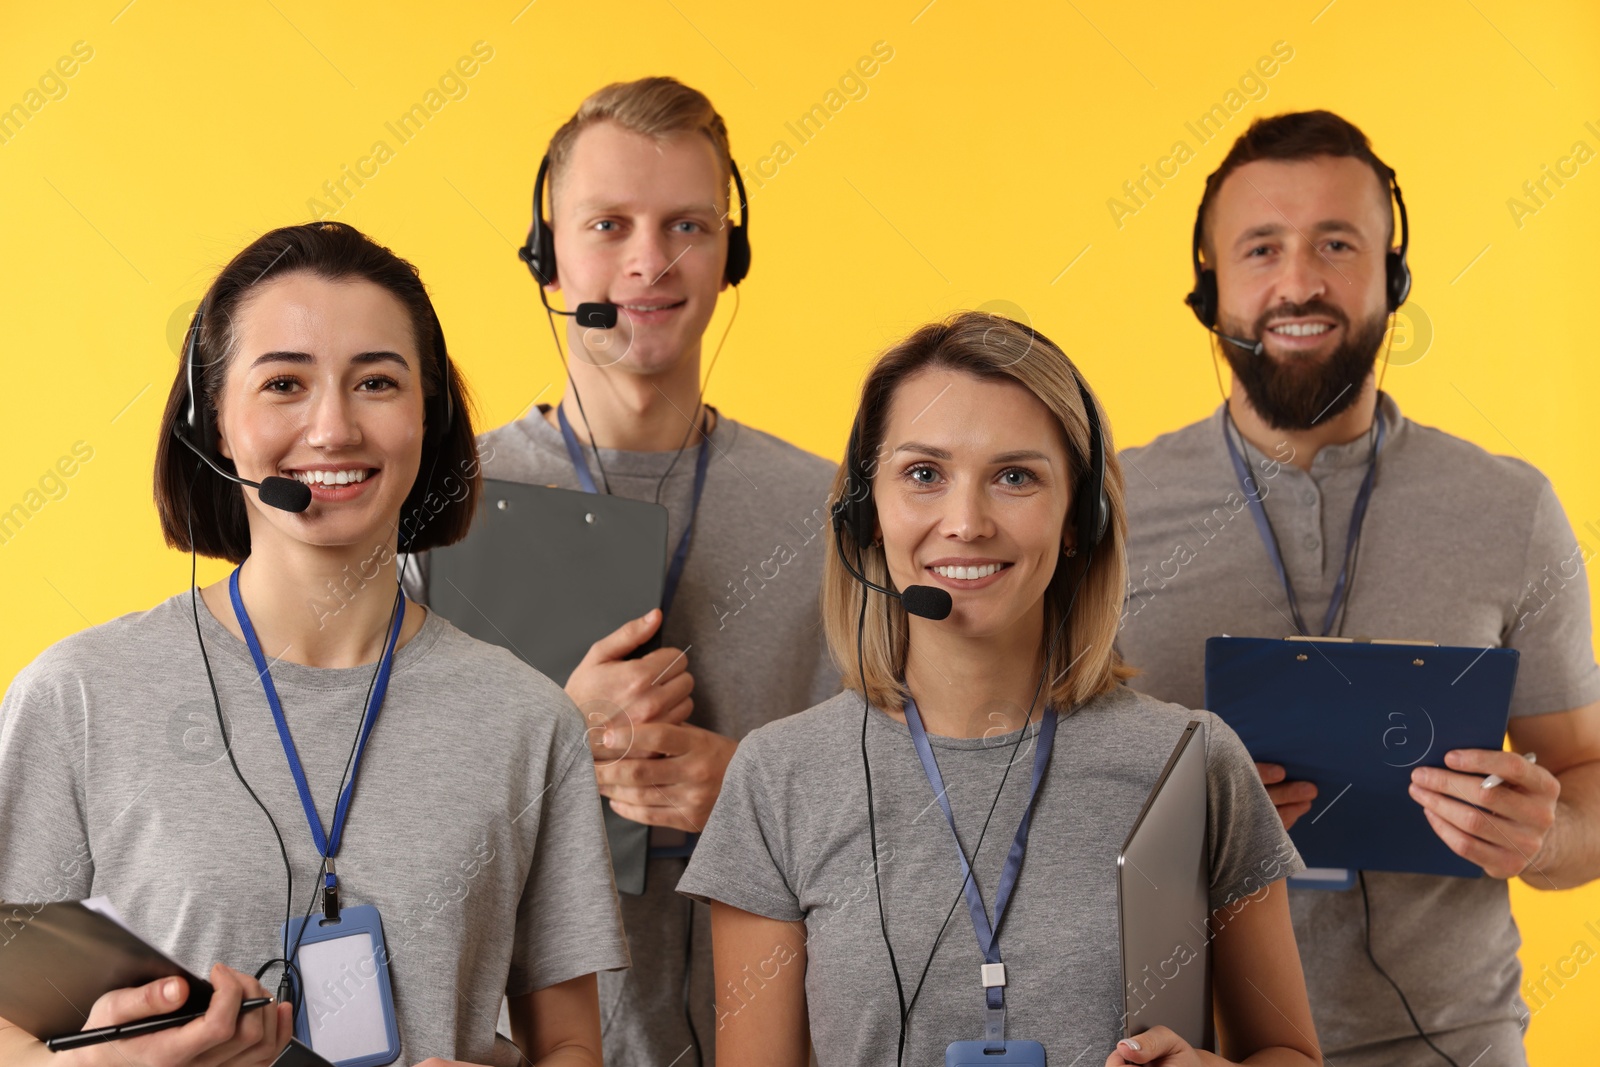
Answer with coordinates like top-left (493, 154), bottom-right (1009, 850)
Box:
top-left (45, 998), bottom-right (275, 1052)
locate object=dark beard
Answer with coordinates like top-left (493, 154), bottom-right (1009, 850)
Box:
top-left (1219, 300), bottom-right (1389, 431)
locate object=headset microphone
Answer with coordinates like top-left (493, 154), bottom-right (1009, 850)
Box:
top-left (517, 151), bottom-right (750, 335)
top-left (1204, 323), bottom-right (1264, 356)
top-left (513, 232), bottom-right (619, 327)
top-left (831, 533), bottom-right (953, 620)
top-left (831, 329), bottom-right (1107, 630)
top-left (542, 300), bottom-right (620, 330)
top-left (173, 432), bottom-right (313, 513)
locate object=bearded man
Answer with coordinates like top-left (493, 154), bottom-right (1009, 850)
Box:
top-left (1115, 110), bottom-right (1600, 1067)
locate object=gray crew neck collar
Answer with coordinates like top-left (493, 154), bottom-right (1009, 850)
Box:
top-left (181, 587), bottom-right (445, 692)
top-left (515, 403), bottom-right (734, 479)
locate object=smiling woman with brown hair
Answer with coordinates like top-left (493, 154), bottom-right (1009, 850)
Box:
top-left (0, 222), bottom-right (626, 1067)
top-left (677, 311), bottom-right (1321, 1067)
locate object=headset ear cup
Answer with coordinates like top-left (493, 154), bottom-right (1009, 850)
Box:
top-left (832, 417), bottom-right (876, 548)
top-left (1074, 377), bottom-right (1109, 557)
top-left (1386, 251), bottom-right (1411, 312)
top-left (181, 305), bottom-right (215, 453)
top-left (1186, 270), bottom-right (1219, 329)
top-left (1073, 485), bottom-right (1109, 559)
top-left (535, 226), bottom-right (557, 287)
top-left (724, 164), bottom-right (752, 287)
top-left (520, 156), bottom-right (558, 287)
top-left (833, 487), bottom-right (877, 552)
top-left (725, 225), bottom-right (751, 286)
top-left (430, 315), bottom-right (454, 440)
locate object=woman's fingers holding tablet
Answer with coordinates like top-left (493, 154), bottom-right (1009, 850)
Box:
top-left (185, 966), bottom-right (283, 1067)
top-left (1104, 1027), bottom-right (1203, 1066)
top-left (238, 1000), bottom-right (293, 1067)
top-left (259, 1002), bottom-right (294, 1067)
top-left (73, 975), bottom-right (195, 1067)
top-left (80, 974), bottom-right (191, 1032)
top-left (73, 965), bottom-right (279, 1067)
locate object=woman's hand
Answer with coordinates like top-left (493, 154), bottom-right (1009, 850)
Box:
top-left (65, 964), bottom-right (291, 1067)
top-left (1104, 1028), bottom-right (1205, 1066)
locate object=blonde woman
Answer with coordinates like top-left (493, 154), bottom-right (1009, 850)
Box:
top-left (678, 313), bottom-right (1319, 1067)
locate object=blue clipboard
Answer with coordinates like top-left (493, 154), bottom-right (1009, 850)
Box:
top-left (1204, 636), bottom-right (1519, 879)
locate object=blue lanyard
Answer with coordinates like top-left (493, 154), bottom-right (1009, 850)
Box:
top-left (1221, 408), bottom-right (1386, 637)
top-left (557, 404), bottom-right (712, 620)
top-left (229, 566), bottom-right (403, 917)
top-left (903, 697), bottom-right (1057, 1043)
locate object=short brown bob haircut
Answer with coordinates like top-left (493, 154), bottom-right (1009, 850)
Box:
top-left (822, 311), bottom-right (1135, 715)
top-left (153, 221), bottom-right (479, 564)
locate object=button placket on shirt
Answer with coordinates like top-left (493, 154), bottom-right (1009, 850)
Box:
top-left (1276, 467), bottom-right (1325, 584)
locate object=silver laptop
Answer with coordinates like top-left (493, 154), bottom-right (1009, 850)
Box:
top-left (1118, 720), bottom-right (1213, 1050)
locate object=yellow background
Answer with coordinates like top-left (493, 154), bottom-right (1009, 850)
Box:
top-left (2, 0), bottom-right (1597, 1059)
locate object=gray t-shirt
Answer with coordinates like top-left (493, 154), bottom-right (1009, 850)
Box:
top-left (409, 408), bottom-right (842, 1067)
top-left (1117, 394), bottom-right (1600, 1067)
top-left (677, 686), bottom-right (1301, 1066)
top-left (0, 593), bottom-right (629, 1066)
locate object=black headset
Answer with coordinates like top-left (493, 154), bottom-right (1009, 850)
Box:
top-left (830, 321), bottom-right (1109, 565)
top-left (517, 153), bottom-right (752, 288)
top-left (1184, 166), bottom-right (1411, 328)
top-left (178, 299), bottom-right (456, 456)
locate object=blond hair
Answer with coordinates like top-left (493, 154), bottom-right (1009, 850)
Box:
top-left (822, 312), bottom-right (1135, 714)
top-left (546, 76), bottom-right (732, 203)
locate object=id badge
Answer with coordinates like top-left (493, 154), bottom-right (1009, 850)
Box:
top-left (946, 1040), bottom-right (1046, 1065)
top-left (281, 904), bottom-right (401, 1067)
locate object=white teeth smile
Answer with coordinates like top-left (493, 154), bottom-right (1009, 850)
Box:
top-left (933, 564), bottom-right (1003, 580)
top-left (1269, 322), bottom-right (1333, 337)
top-left (290, 469), bottom-right (370, 486)
top-left (621, 302), bottom-right (683, 312)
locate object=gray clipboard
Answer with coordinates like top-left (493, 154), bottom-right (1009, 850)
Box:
top-left (427, 479), bottom-right (668, 895)
top-left (1118, 720), bottom-right (1214, 1051)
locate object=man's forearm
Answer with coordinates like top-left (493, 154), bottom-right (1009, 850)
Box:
top-left (1525, 761), bottom-right (1600, 889)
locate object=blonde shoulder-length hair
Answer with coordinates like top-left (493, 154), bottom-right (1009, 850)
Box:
top-left (822, 311), bottom-right (1134, 714)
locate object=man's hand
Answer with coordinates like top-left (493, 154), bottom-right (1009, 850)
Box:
top-left (593, 723), bottom-right (737, 831)
top-left (566, 610), bottom-right (695, 758)
top-left (1409, 747), bottom-right (1561, 880)
top-left (1255, 762), bottom-right (1317, 830)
